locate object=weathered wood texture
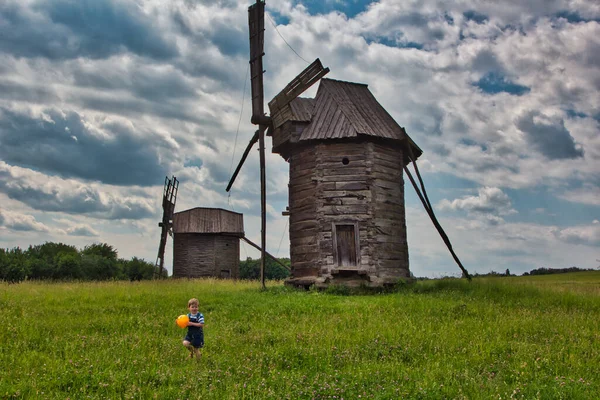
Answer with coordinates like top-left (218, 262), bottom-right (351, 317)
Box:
top-left (286, 139), bottom-right (410, 287)
top-left (297, 79), bottom-right (422, 159)
top-left (172, 234), bottom-right (239, 279)
top-left (288, 147), bottom-right (320, 277)
top-left (173, 208), bottom-right (244, 236)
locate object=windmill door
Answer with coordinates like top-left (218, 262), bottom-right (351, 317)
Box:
top-left (334, 223), bottom-right (359, 267)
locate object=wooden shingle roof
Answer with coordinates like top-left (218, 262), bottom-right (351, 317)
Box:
top-left (288, 97), bottom-right (315, 122)
top-left (173, 207), bottom-right (244, 236)
top-left (298, 78), bottom-right (421, 158)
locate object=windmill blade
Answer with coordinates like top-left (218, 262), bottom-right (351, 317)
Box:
top-left (248, 0), bottom-right (267, 124)
top-left (269, 58), bottom-right (329, 129)
top-left (226, 130), bottom-right (260, 192)
top-left (155, 175), bottom-right (178, 278)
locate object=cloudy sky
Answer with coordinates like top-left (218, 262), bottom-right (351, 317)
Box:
top-left (1, 0), bottom-right (599, 277)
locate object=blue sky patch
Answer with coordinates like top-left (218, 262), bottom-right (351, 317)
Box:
top-left (365, 36), bottom-right (424, 49)
top-left (504, 187), bottom-right (600, 227)
top-left (474, 72), bottom-right (530, 96)
top-left (293, 0), bottom-right (374, 18)
top-left (405, 172), bottom-right (478, 209)
top-left (565, 109), bottom-right (587, 119)
top-left (269, 10), bottom-right (290, 26)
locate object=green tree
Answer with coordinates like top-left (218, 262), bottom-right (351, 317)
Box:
top-left (81, 255), bottom-right (119, 280)
top-left (27, 257), bottom-right (53, 280)
top-left (0, 248), bottom-right (7, 280)
top-left (26, 242), bottom-right (78, 278)
top-left (123, 257), bottom-right (155, 281)
top-left (55, 252), bottom-right (82, 280)
top-left (82, 243), bottom-right (118, 261)
top-left (1, 247), bottom-right (29, 283)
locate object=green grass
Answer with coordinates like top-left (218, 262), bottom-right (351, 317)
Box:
top-left (1, 273), bottom-right (599, 399)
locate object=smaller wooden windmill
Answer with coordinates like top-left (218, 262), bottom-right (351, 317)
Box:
top-left (155, 175), bottom-right (179, 278)
top-left (227, 0), bottom-right (328, 288)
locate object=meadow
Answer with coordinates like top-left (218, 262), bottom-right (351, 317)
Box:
top-left (1, 272), bottom-right (599, 399)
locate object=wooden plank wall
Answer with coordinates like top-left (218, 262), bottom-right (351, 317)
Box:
top-left (172, 233), bottom-right (239, 279)
top-left (370, 142), bottom-right (410, 281)
top-left (314, 141), bottom-right (372, 270)
top-left (287, 139), bottom-right (410, 286)
top-left (288, 146), bottom-right (320, 278)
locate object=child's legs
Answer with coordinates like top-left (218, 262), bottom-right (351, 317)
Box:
top-left (183, 340), bottom-right (194, 351)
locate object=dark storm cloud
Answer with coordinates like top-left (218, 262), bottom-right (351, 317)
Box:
top-left (463, 10), bottom-right (488, 24)
top-left (206, 21), bottom-right (247, 57)
top-left (76, 94), bottom-right (217, 127)
top-left (0, 108), bottom-right (166, 186)
top-left (176, 47), bottom-right (245, 88)
top-left (0, 0), bottom-right (177, 61)
top-left (0, 79), bottom-right (60, 104)
top-left (471, 50), bottom-right (504, 74)
top-left (72, 66), bottom-right (198, 102)
top-left (408, 104), bottom-right (444, 136)
top-left (516, 111), bottom-right (584, 160)
top-left (0, 166), bottom-right (154, 220)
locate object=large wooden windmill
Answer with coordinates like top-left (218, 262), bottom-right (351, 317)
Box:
top-left (227, 0), bottom-right (329, 288)
top-left (155, 175), bottom-right (178, 278)
top-left (228, 1), bottom-right (470, 288)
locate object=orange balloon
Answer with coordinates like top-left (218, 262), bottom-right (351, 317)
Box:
top-left (176, 314), bottom-right (189, 329)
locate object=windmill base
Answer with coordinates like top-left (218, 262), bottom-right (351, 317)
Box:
top-left (285, 270), bottom-right (413, 290)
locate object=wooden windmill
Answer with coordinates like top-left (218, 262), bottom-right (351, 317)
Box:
top-left (155, 175), bottom-right (179, 278)
top-left (227, 0), bottom-right (329, 288)
top-left (228, 1), bottom-right (469, 288)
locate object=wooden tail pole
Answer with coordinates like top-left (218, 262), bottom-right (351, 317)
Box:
top-left (241, 236), bottom-right (290, 271)
top-left (404, 158), bottom-right (471, 281)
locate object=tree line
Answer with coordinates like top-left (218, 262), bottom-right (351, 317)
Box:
top-left (0, 242), bottom-right (162, 283)
top-left (0, 242), bottom-right (291, 283)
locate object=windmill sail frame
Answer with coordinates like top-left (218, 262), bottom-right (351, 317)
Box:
top-left (155, 175), bottom-right (179, 278)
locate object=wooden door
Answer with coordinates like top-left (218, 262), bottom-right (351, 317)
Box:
top-left (336, 224), bottom-right (357, 267)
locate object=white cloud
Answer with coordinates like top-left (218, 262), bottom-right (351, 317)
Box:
top-left (438, 187), bottom-right (516, 217)
top-left (0, 208), bottom-right (53, 233)
top-left (553, 223), bottom-right (600, 246)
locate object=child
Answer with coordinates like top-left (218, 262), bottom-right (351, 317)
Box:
top-left (182, 298), bottom-right (204, 359)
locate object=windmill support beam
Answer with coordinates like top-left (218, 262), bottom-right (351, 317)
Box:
top-left (227, 130), bottom-right (260, 192)
top-left (403, 160), bottom-right (471, 280)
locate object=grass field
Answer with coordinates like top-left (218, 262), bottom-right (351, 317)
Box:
top-left (1, 272), bottom-right (599, 399)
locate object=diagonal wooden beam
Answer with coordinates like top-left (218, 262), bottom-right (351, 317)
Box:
top-left (241, 236), bottom-right (290, 271)
top-left (226, 131), bottom-right (260, 192)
